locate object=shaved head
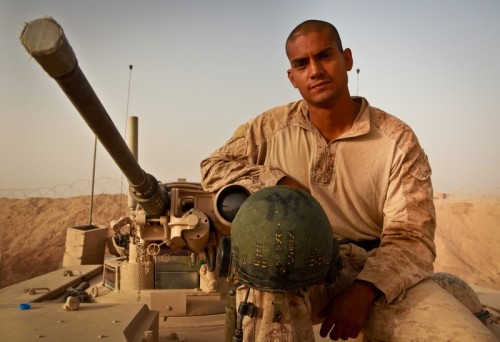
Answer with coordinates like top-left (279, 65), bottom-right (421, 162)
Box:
top-left (285, 20), bottom-right (343, 58)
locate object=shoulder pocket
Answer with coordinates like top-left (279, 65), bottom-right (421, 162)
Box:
top-left (410, 154), bottom-right (432, 181)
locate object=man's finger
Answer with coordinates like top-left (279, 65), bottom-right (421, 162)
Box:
top-left (319, 317), bottom-right (334, 338)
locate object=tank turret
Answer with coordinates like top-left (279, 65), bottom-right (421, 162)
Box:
top-left (19, 17), bottom-right (250, 298)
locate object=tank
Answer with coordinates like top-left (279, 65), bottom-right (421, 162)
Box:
top-left (0, 16), bottom-right (251, 342)
top-left (2, 16), bottom-right (499, 342)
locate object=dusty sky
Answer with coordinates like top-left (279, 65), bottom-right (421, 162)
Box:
top-left (1, 0), bottom-right (499, 196)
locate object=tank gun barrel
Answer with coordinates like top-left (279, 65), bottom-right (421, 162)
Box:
top-left (20, 17), bottom-right (166, 216)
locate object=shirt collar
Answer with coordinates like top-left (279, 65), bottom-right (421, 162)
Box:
top-left (295, 97), bottom-right (371, 139)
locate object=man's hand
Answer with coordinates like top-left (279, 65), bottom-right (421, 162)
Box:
top-left (319, 280), bottom-right (381, 340)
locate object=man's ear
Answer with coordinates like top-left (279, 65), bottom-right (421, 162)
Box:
top-left (287, 69), bottom-right (298, 88)
top-left (343, 48), bottom-right (354, 71)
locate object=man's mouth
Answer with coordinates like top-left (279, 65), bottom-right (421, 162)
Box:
top-left (310, 80), bottom-right (331, 90)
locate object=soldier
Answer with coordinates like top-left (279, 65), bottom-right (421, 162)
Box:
top-left (201, 20), bottom-right (496, 341)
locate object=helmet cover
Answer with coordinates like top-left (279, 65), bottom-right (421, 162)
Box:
top-left (231, 185), bottom-right (336, 291)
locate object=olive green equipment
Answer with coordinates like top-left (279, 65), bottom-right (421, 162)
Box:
top-left (216, 185), bottom-right (341, 341)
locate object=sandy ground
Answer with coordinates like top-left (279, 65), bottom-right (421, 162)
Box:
top-left (433, 194), bottom-right (500, 291)
top-left (0, 193), bottom-right (498, 291)
top-left (0, 194), bottom-right (127, 288)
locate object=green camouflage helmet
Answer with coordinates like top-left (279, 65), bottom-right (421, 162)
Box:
top-left (231, 185), bottom-right (337, 291)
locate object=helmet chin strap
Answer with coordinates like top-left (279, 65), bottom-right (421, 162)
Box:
top-left (232, 286), bottom-right (291, 341)
top-left (271, 292), bottom-right (285, 322)
top-left (233, 286), bottom-right (256, 342)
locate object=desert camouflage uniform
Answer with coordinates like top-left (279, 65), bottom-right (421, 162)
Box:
top-left (201, 98), bottom-right (496, 341)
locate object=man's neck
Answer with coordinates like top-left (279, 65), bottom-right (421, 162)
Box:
top-left (308, 98), bottom-right (360, 143)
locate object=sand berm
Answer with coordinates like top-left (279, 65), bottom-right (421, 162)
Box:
top-left (0, 193), bottom-right (499, 292)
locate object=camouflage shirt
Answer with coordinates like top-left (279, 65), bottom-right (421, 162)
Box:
top-left (201, 97), bottom-right (436, 303)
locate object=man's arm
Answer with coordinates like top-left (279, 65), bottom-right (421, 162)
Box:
top-left (201, 102), bottom-right (307, 193)
top-left (200, 121), bottom-right (287, 193)
top-left (320, 122), bottom-right (436, 340)
top-left (357, 134), bottom-right (436, 304)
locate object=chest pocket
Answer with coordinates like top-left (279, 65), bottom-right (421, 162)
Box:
top-left (311, 143), bottom-right (338, 184)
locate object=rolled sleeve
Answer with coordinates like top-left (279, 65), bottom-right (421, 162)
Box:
top-left (200, 122), bottom-right (287, 193)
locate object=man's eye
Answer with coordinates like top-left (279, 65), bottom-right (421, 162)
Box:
top-left (320, 52), bottom-right (332, 60)
top-left (294, 62), bottom-right (306, 69)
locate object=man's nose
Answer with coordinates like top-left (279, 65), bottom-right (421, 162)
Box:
top-left (309, 59), bottom-right (323, 77)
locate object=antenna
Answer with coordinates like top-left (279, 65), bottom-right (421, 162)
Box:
top-left (356, 68), bottom-right (360, 96)
top-left (89, 135), bottom-right (97, 227)
top-left (119, 65), bottom-right (134, 215)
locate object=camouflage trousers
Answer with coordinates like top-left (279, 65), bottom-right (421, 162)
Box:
top-left (232, 244), bottom-right (496, 342)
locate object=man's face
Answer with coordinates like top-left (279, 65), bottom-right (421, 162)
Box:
top-left (287, 29), bottom-right (353, 108)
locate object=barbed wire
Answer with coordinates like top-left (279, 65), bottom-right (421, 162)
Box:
top-left (0, 177), bottom-right (127, 199)
top-left (1, 178), bottom-right (499, 199)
